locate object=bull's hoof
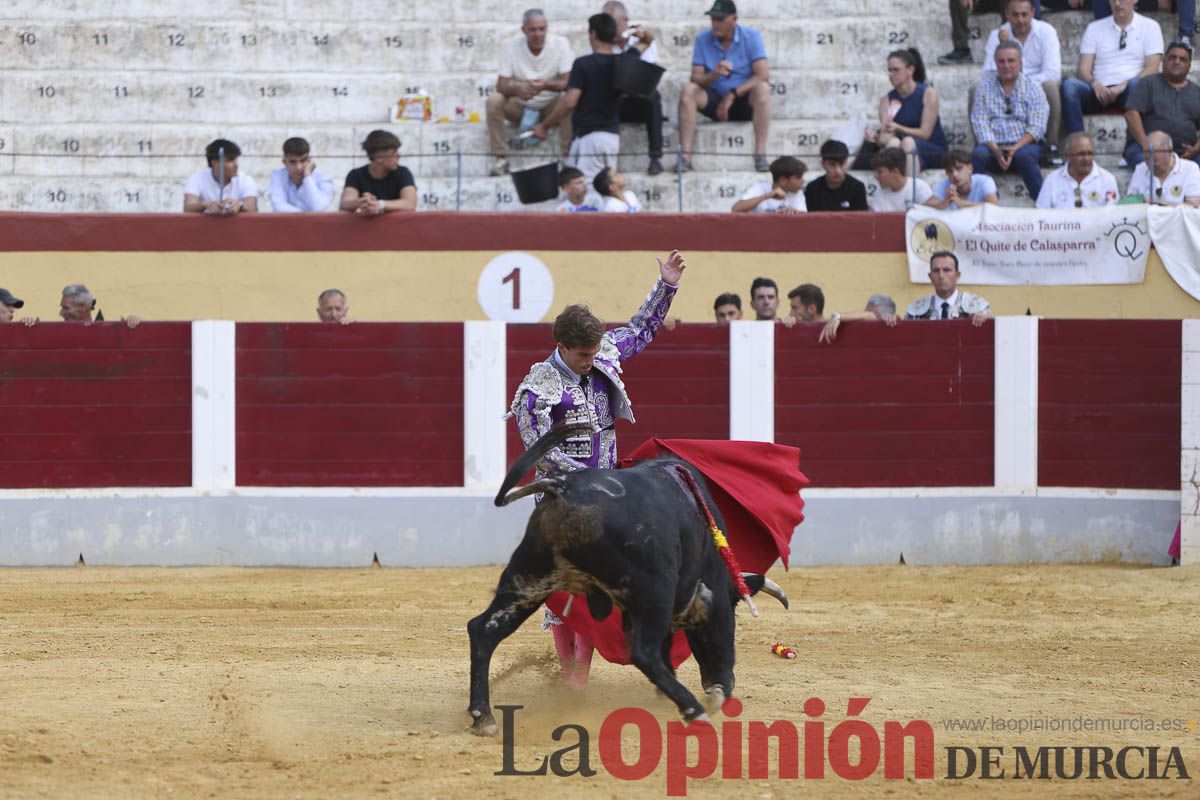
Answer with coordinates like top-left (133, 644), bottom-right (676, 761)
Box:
top-left (469, 710), bottom-right (498, 737)
top-left (682, 707), bottom-right (711, 724)
top-left (703, 686), bottom-right (727, 716)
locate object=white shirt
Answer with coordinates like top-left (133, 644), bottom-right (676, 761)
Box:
top-left (616, 34), bottom-right (659, 64)
top-left (1080, 13), bottom-right (1164, 87)
top-left (1036, 163), bottom-right (1120, 208)
top-left (557, 192), bottom-right (602, 213)
top-left (1127, 153), bottom-right (1200, 204)
top-left (497, 33), bottom-right (575, 110)
top-left (600, 189), bottom-right (643, 213)
top-left (183, 168), bottom-right (257, 203)
top-left (981, 19), bottom-right (1062, 85)
top-left (740, 179), bottom-right (806, 212)
top-left (268, 167), bottom-right (335, 212)
top-left (871, 177), bottom-right (932, 212)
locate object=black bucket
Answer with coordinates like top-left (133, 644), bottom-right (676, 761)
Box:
top-left (613, 56), bottom-right (665, 99)
top-left (510, 161), bottom-right (560, 205)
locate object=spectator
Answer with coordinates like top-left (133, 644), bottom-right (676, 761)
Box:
top-left (593, 167), bottom-right (643, 212)
top-left (339, 130), bottom-right (417, 214)
top-left (183, 139), bottom-right (257, 215)
top-left (1037, 131), bottom-right (1120, 206)
top-left (870, 147), bottom-right (933, 211)
top-left (979, 0), bottom-right (1064, 166)
top-left (677, 0), bottom-right (771, 172)
top-left (1127, 130), bottom-right (1200, 204)
top-left (939, 0), bottom-right (1045, 65)
top-left (905, 251), bottom-right (991, 325)
top-left (926, 149), bottom-right (1001, 209)
top-left (804, 140), bottom-right (869, 211)
top-left (971, 40), bottom-right (1050, 199)
top-left (317, 289), bottom-right (354, 325)
top-left (533, 13), bottom-right (653, 183)
top-left (786, 283), bottom-right (825, 322)
top-left (1061, 0), bottom-right (1164, 138)
top-left (818, 294), bottom-right (901, 343)
top-left (604, 1), bottom-right (665, 174)
top-left (0, 288), bottom-right (24, 323)
top-left (1123, 41), bottom-right (1200, 169)
top-left (556, 167), bottom-right (602, 212)
top-left (868, 48), bottom-right (947, 175)
top-left (269, 137), bottom-right (335, 212)
top-left (1091, 0), bottom-right (1194, 51)
top-left (732, 155), bottom-right (807, 213)
top-left (713, 292), bottom-right (742, 323)
top-left (749, 276), bottom-right (779, 320)
top-left (51, 284), bottom-right (141, 328)
top-left (487, 9), bottom-right (574, 177)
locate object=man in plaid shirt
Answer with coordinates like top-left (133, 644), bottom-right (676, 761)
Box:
top-left (970, 40), bottom-right (1050, 201)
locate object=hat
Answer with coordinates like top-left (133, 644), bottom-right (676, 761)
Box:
top-left (819, 139), bottom-right (850, 161)
top-left (705, 0), bottom-right (737, 17)
top-left (0, 288), bottom-right (23, 308)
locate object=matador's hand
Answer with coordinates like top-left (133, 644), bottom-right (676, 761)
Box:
top-left (656, 250), bottom-right (686, 285)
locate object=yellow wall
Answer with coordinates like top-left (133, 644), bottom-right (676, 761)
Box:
top-left (2, 249), bottom-right (1196, 322)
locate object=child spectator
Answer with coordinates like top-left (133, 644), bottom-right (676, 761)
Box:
top-left (593, 167), bottom-right (643, 212)
top-left (870, 147), bottom-right (933, 211)
top-left (556, 166), bottom-right (601, 212)
top-left (804, 140), bottom-right (868, 211)
top-left (926, 149), bottom-right (1000, 210)
top-left (732, 156), bottom-right (807, 213)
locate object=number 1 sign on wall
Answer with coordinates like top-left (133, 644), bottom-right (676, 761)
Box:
top-left (476, 252), bottom-right (555, 322)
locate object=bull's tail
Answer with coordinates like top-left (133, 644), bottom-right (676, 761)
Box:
top-left (494, 423), bottom-right (591, 507)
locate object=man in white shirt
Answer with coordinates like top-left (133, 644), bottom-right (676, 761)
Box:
top-left (1127, 130), bottom-right (1200, 205)
top-left (268, 137), bottom-right (335, 212)
top-left (869, 147), bottom-right (932, 211)
top-left (1037, 132), bottom-right (1120, 208)
top-left (731, 155), bottom-right (806, 213)
top-left (1061, 0), bottom-right (1163, 138)
top-left (979, 0), bottom-right (1063, 165)
top-left (183, 139), bottom-right (257, 214)
top-left (487, 10), bottom-right (575, 176)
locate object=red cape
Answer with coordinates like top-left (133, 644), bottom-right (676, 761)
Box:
top-left (545, 438), bottom-right (808, 668)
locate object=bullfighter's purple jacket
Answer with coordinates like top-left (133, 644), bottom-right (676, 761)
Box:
top-left (511, 278), bottom-right (678, 477)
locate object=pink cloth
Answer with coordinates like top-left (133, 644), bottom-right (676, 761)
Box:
top-left (1168, 521), bottom-right (1181, 561)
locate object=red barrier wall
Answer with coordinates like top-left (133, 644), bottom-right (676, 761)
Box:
top-left (505, 324), bottom-right (731, 467)
top-left (0, 323), bottom-right (191, 488)
top-left (1038, 320), bottom-right (1181, 489)
top-left (235, 323), bottom-right (464, 486)
top-left (775, 321), bottom-right (996, 487)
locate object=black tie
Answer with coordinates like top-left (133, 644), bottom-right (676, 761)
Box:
top-left (940, 301), bottom-right (949, 319)
top-left (579, 374), bottom-right (589, 392)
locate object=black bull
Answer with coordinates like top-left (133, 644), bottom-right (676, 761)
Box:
top-left (467, 425), bottom-right (788, 735)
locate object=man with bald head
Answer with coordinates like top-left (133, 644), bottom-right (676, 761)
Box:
top-left (1127, 130), bottom-right (1200, 205)
top-left (1036, 132), bottom-right (1120, 207)
top-left (317, 289), bottom-right (354, 324)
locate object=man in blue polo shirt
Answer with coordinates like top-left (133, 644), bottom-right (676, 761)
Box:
top-left (677, 0), bottom-right (771, 172)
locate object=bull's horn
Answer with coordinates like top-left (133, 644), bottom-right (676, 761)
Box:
top-left (497, 477), bottom-right (564, 506)
top-left (742, 573), bottom-right (790, 609)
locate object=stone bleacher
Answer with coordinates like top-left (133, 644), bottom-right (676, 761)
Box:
top-left (0, 2), bottom-right (1181, 213)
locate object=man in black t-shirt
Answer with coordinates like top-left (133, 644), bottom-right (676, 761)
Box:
top-left (533, 13), bottom-right (653, 182)
top-left (803, 139), bottom-right (868, 212)
top-left (339, 129), bottom-right (417, 214)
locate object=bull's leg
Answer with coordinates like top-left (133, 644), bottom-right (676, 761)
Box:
top-left (625, 614), bottom-right (707, 722)
top-left (467, 561), bottom-right (554, 736)
top-left (685, 621), bottom-right (736, 716)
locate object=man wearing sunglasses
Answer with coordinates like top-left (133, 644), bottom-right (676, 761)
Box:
top-left (1036, 132), bottom-right (1120, 207)
top-left (970, 40), bottom-right (1050, 199)
top-left (1061, 0), bottom-right (1164, 139)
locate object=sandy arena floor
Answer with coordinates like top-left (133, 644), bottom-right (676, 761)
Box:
top-left (0, 563), bottom-right (1196, 799)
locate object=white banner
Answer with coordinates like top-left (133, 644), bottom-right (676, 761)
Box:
top-left (905, 205), bottom-right (1151, 285)
top-left (1146, 205), bottom-right (1200, 302)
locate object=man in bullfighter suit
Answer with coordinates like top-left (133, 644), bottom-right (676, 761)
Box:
top-left (510, 249), bottom-right (685, 687)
